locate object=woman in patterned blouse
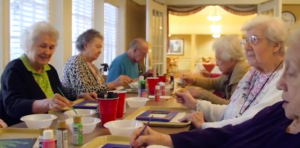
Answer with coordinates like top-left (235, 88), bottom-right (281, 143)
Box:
top-left (176, 15), bottom-right (288, 129)
top-left (61, 29), bottom-right (132, 98)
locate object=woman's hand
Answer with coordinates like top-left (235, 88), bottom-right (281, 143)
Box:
top-left (0, 119), bottom-right (7, 128)
top-left (48, 94), bottom-right (72, 111)
top-left (77, 92), bottom-right (97, 101)
top-left (184, 86), bottom-right (202, 98)
top-left (175, 90), bottom-right (197, 110)
top-left (178, 111), bottom-right (204, 129)
top-left (130, 126), bottom-right (173, 148)
top-left (181, 75), bottom-right (196, 85)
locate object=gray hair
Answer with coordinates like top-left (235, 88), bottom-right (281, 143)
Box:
top-left (212, 35), bottom-right (245, 61)
top-left (129, 38), bottom-right (147, 50)
top-left (241, 15), bottom-right (288, 54)
top-left (76, 29), bottom-right (103, 51)
top-left (286, 22), bottom-right (300, 48)
top-left (20, 21), bottom-right (59, 52)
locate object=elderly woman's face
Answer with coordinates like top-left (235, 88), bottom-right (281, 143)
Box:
top-left (28, 35), bottom-right (56, 66)
top-left (277, 44), bottom-right (300, 119)
top-left (243, 26), bottom-right (281, 67)
top-left (215, 50), bottom-right (235, 75)
top-left (83, 37), bottom-right (103, 61)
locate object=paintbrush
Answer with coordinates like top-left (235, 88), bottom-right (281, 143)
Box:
top-left (57, 87), bottom-right (77, 115)
top-left (132, 116), bottom-right (153, 148)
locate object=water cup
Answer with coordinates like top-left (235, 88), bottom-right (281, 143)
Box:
top-left (147, 77), bottom-right (159, 95)
top-left (97, 98), bottom-right (119, 127)
top-left (158, 76), bottom-right (166, 83)
top-left (113, 91), bottom-right (126, 118)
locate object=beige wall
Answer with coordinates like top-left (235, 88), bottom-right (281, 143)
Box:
top-left (196, 35), bottom-right (216, 60)
top-left (125, 0), bottom-right (146, 51)
top-left (283, 4), bottom-right (300, 24)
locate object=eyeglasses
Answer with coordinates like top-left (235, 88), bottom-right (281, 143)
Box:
top-left (240, 35), bottom-right (267, 45)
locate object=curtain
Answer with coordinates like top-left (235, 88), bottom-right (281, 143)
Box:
top-left (220, 5), bottom-right (257, 16)
top-left (168, 6), bottom-right (206, 16)
top-left (168, 5), bottom-right (256, 16)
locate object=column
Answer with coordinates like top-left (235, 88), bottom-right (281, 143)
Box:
top-left (190, 34), bottom-right (197, 72)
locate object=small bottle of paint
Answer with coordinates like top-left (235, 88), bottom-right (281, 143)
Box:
top-left (160, 82), bottom-right (166, 96)
top-left (155, 85), bottom-right (161, 102)
top-left (42, 129), bottom-right (56, 148)
top-left (72, 116), bottom-right (83, 146)
top-left (56, 120), bottom-right (68, 148)
top-left (39, 128), bottom-right (47, 148)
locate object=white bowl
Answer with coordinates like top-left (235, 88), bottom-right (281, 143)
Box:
top-left (64, 109), bottom-right (96, 118)
top-left (129, 82), bottom-right (139, 88)
top-left (65, 117), bottom-right (100, 134)
top-left (20, 114), bottom-right (57, 129)
top-left (126, 97), bottom-right (149, 108)
top-left (104, 120), bottom-right (143, 137)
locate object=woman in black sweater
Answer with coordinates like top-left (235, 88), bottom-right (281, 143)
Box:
top-left (0, 21), bottom-right (96, 126)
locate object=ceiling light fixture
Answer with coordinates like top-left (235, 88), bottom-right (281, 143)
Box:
top-left (212, 34), bottom-right (221, 38)
top-left (207, 6), bottom-right (222, 21)
top-left (210, 21), bottom-right (221, 33)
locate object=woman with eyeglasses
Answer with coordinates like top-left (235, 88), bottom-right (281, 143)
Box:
top-left (130, 21), bottom-right (300, 148)
top-left (173, 15), bottom-right (287, 130)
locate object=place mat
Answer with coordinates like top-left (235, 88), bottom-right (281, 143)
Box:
top-left (0, 138), bottom-right (36, 148)
top-left (73, 100), bottom-right (98, 109)
top-left (124, 106), bottom-right (190, 127)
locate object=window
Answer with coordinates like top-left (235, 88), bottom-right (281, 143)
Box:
top-left (10, 0), bottom-right (49, 60)
top-left (72, 0), bottom-right (94, 55)
top-left (103, 3), bottom-right (118, 66)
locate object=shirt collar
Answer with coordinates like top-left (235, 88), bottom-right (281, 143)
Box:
top-left (20, 54), bottom-right (51, 73)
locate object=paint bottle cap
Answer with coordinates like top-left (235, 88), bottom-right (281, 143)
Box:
top-left (155, 85), bottom-right (160, 90)
top-left (39, 127), bottom-right (48, 136)
top-left (139, 76), bottom-right (144, 80)
top-left (57, 120), bottom-right (66, 129)
top-left (73, 116), bottom-right (81, 123)
top-left (43, 129), bottom-right (54, 140)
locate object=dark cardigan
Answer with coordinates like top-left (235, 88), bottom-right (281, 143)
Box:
top-left (0, 59), bottom-right (76, 126)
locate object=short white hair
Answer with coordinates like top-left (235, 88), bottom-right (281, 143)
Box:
top-left (212, 35), bottom-right (245, 61)
top-left (20, 21), bottom-right (59, 52)
top-left (241, 15), bottom-right (288, 54)
top-left (286, 23), bottom-right (300, 47)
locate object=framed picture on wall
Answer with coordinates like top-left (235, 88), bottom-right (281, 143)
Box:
top-left (167, 39), bottom-right (184, 55)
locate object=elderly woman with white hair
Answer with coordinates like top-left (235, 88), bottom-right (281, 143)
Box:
top-left (182, 35), bottom-right (250, 105)
top-left (0, 21), bottom-right (96, 126)
top-left (130, 20), bottom-right (300, 148)
top-left (177, 15), bottom-right (287, 129)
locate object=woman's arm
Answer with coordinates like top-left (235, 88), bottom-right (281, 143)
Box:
top-left (194, 76), bottom-right (225, 91)
top-left (196, 100), bottom-right (228, 122)
top-left (1, 66), bottom-right (48, 120)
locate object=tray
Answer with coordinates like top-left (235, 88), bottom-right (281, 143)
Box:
top-left (0, 128), bottom-right (39, 139)
top-left (124, 106), bottom-right (191, 127)
top-left (73, 100), bottom-right (98, 109)
top-left (82, 135), bottom-right (130, 148)
top-left (62, 99), bottom-right (84, 110)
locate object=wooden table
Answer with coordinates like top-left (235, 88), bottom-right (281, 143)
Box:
top-left (10, 94), bottom-right (190, 148)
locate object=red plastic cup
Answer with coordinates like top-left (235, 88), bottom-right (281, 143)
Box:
top-left (147, 77), bottom-right (159, 95)
top-left (97, 98), bottom-right (119, 127)
top-left (158, 76), bottom-right (166, 82)
top-left (113, 91), bottom-right (126, 118)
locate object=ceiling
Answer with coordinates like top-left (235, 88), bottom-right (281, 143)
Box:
top-left (169, 6), bottom-right (256, 35)
top-left (132, 0), bottom-right (300, 5)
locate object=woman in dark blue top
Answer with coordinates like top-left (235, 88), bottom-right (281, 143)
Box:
top-left (0, 21), bottom-right (96, 126)
top-left (130, 19), bottom-right (300, 148)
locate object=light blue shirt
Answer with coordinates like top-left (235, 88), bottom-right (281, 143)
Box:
top-left (106, 53), bottom-right (139, 83)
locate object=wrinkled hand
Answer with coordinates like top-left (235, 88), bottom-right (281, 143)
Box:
top-left (181, 74), bottom-right (196, 85)
top-left (200, 69), bottom-right (211, 77)
top-left (130, 126), bottom-right (172, 148)
top-left (178, 112), bottom-right (204, 129)
top-left (114, 75), bottom-right (133, 87)
top-left (175, 90), bottom-right (197, 110)
top-left (0, 119), bottom-right (7, 128)
top-left (48, 94), bottom-right (72, 111)
top-left (184, 87), bottom-right (202, 98)
top-left (78, 92), bottom-right (97, 101)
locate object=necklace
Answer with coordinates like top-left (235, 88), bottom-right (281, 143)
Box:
top-left (238, 60), bottom-right (283, 116)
